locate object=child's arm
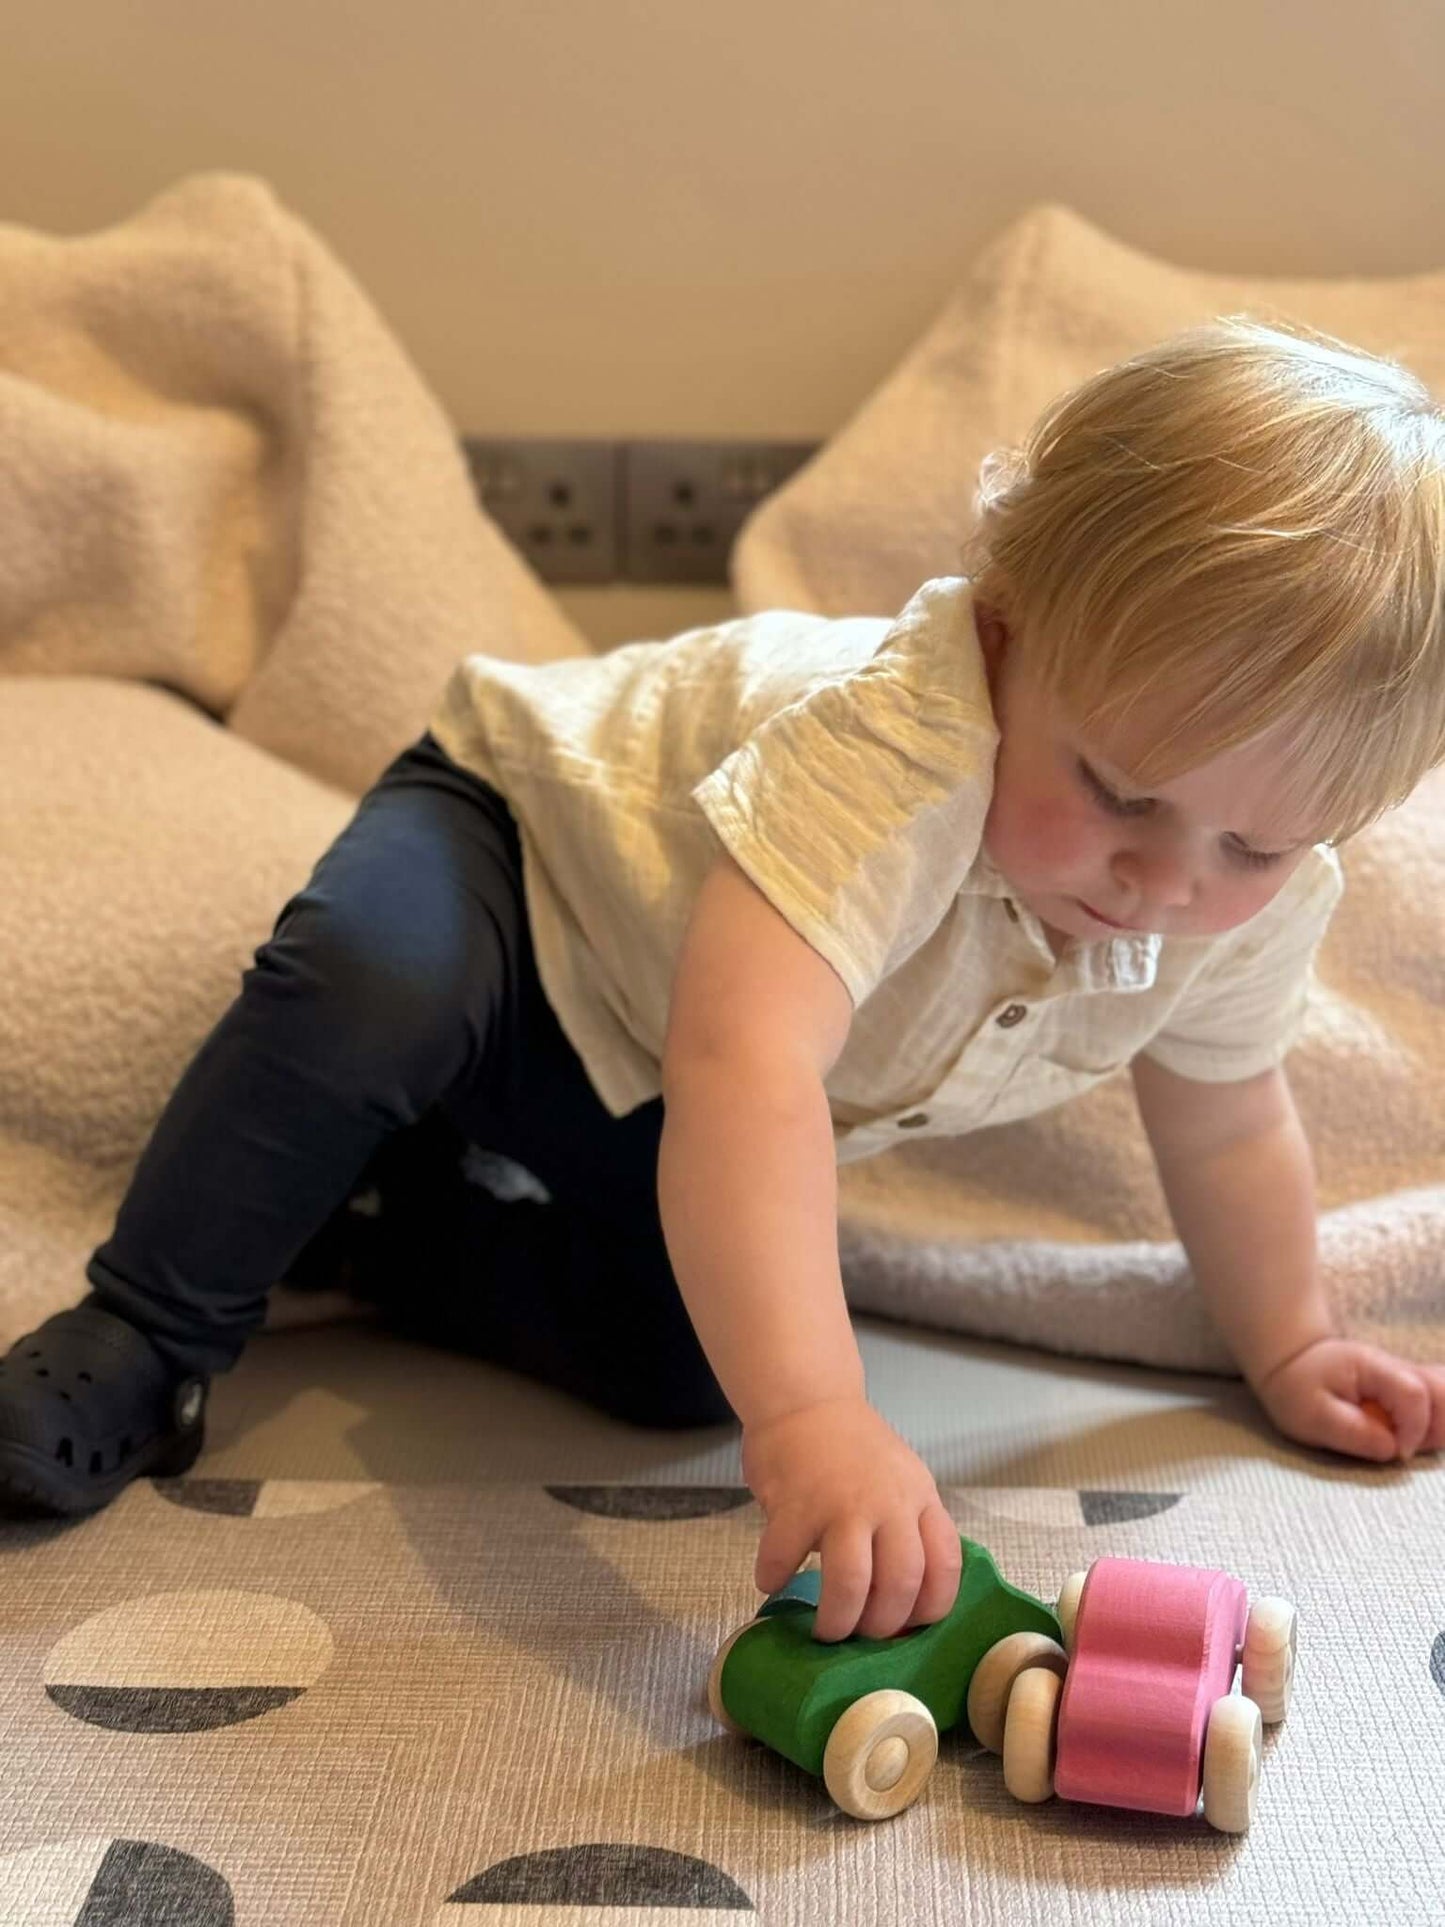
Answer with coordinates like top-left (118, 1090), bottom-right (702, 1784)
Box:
top-left (1130, 1055), bottom-right (1445, 1460)
top-left (659, 852), bottom-right (963, 1641)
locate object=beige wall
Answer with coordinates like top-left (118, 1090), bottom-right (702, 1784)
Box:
top-left (5, 1), bottom-right (1442, 645)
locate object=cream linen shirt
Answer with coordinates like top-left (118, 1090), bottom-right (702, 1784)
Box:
top-left (428, 576), bottom-right (1344, 1165)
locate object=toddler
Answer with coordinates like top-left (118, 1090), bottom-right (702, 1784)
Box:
top-left (3, 316), bottom-right (1444, 1645)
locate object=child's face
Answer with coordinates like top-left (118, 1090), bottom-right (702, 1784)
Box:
top-left (976, 607), bottom-right (1321, 945)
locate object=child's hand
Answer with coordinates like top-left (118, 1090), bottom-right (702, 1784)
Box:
top-left (740, 1395), bottom-right (962, 1642)
top-left (1253, 1336), bottom-right (1445, 1462)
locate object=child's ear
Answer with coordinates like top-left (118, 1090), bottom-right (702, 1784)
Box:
top-left (975, 602), bottom-right (1011, 687)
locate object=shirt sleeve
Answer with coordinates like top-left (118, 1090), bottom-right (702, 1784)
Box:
top-left (690, 587), bottom-right (998, 1008)
top-left (1140, 847), bottom-right (1345, 1082)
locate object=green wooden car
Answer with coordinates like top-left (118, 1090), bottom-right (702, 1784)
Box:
top-left (707, 1532), bottom-right (1068, 1820)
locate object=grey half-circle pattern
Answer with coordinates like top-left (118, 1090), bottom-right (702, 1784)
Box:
top-left (0, 1836), bottom-right (233, 1925)
top-left (1079, 1491), bottom-right (1184, 1524)
top-left (446, 1843), bottom-right (754, 1910)
top-left (149, 1479), bottom-right (1180, 1527)
top-left (546, 1484), bottom-right (754, 1520)
top-left (958, 1488), bottom-right (1184, 1529)
top-left (43, 1589), bottom-right (334, 1733)
top-left (47, 1681), bottom-right (304, 1734)
top-left (152, 1476), bottom-right (381, 1517)
top-left (152, 1477), bottom-right (268, 1516)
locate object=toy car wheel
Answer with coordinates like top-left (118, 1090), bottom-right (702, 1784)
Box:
top-left (1241, 1596), bottom-right (1297, 1724)
top-left (1002, 1664), bottom-right (1063, 1803)
top-left (966, 1629), bottom-right (1069, 1753)
top-left (706, 1622), bottom-right (756, 1736)
top-left (1055, 1569), bottom-right (1089, 1653)
top-left (822, 1689), bottom-right (939, 1821)
top-left (1201, 1694), bottom-right (1263, 1833)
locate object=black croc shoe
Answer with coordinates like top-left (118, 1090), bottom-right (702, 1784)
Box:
top-left (0, 1301), bottom-right (208, 1517)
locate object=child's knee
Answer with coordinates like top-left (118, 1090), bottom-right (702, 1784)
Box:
top-left (244, 900), bottom-right (486, 1092)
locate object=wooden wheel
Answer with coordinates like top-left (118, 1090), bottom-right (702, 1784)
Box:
top-left (1001, 1664), bottom-right (1063, 1803)
top-left (706, 1621), bottom-right (755, 1735)
top-left (1055, 1569), bottom-right (1089, 1654)
top-left (1241, 1596), bottom-right (1297, 1724)
top-left (966, 1629), bottom-right (1069, 1752)
top-left (821, 1690), bottom-right (939, 1821)
top-left (1202, 1695), bottom-right (1263, 1832)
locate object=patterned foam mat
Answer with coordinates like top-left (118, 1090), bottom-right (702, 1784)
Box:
top-left (1, 1463), bottom-right (1442, 1925)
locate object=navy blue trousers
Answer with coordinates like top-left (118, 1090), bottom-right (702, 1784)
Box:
top-left (85, 732), bottom-right (733, 1431)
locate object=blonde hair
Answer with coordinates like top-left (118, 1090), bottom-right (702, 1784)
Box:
top-left (958, 315), bottom-right (1445, 845)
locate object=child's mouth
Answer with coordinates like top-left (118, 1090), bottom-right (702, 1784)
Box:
top-left (1077, 898), bottom-right (1139, 930)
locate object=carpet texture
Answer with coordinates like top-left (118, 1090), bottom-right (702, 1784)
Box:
top-left (2, 1323), bottom-right (1440, 1926)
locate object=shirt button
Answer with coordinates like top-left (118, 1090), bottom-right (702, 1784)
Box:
top-left (896, 1112), bottom-right (930, 1129)
top-left (996, 1003), bottom-right (1028, 1028)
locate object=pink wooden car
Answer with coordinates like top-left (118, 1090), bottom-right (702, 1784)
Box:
top-left (966, 1556), bottom-right (1297, 1833)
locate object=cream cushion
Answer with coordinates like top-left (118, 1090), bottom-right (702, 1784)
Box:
top-left (733, 201), bottom-right (1445, 619)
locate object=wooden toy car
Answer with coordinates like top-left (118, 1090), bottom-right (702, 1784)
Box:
top-left (707, 1531), bottom-right (1066, 1820)
top-left (978, 1555), bottom-right (1297, 1833)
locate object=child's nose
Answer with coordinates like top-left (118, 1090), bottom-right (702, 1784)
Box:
top-left (1112, 841), bottom-right (1196, 909)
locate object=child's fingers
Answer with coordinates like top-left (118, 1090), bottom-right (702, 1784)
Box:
top-left (811, 1519), bottom-right (878, 1644)
top-left (853, 1515), bottom-right (928, 1642)
top-left (1410, 1367), bottom-right (1445, 1453)
top-left (906, 1503), bottom-right (965, 1630)
top-left (753, 1512), bottom-right (817, 1597)
top-left (1333, 1387), bottom-right (1418, 1456)
top-left (1354, 1397), bottom-right (1401, 1459)
top-left (1357, 1364), bottom-right (1432, 1460)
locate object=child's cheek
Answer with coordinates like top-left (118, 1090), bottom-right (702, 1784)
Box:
top-left (1022, 793), bottom-right (1094, 871)
top-left (1194, 872), bottom-right (1287, 935)
top-left (988, 790), bottom-right (1095, 883)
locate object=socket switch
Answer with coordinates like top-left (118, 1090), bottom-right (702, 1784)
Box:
top-left (622, 439), bottom-right (819, 585)
top-left (462, 437), bottom-right (620, 584)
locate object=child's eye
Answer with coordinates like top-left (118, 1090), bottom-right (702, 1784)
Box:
top-left (1077, 758), bottom-right (1148, 816)
top-left (1225, 840), bottom-right (1285, 871)
top-left (1077, 759), bottom-right (1285, 869)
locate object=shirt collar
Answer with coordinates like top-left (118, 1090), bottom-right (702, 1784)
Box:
top-left (965, 845), bottom-right (1162, 993)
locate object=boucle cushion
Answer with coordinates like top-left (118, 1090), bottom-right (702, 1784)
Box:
top-left (733, 201), bottom-right (1445, 619)
top-left (0, 171), bottom-right (587, 801)
top-left (0, 679), bottom-right (357, 1343)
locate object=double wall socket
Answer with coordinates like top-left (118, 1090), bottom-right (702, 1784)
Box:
top-left (461, 436), bottom-right (819, 586)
